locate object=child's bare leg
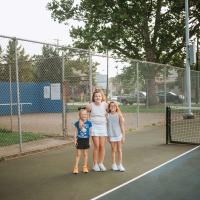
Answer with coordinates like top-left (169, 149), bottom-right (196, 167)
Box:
top-left (83, 149), bottom-right (88, 167)
top-left (116, 141), bottom-right (125, 171)
top-left (92, 136), bottom-right (99, 165)
top-left (111, 142), bottom-right (117, 164)
top-left (99, 136), bottom-right (106, 163)
top-left (74, 149), bottom-right (81, 168)
top-left (82, 149), bottom-right (89, 173)
top-left (117, 141), bottom-right (122, 164)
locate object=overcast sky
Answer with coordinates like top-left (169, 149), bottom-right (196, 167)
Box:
top-left (0, 0), bottom-right (71, 45)
top-left (0, 0), bottom-right (121, 76)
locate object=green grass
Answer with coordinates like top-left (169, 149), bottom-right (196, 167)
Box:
top-left (0, 129), bottom-right (46, 146)
top-left (119, 105), bottom-right (165, 113)
top-left (66, 104), bottom-right (166, 113)
top-left (66, 104), bottom-right (83, 112)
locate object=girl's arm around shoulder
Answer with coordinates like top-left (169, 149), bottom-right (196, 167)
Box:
top-left (86, 103), bottom-right (92, 112)
top-left (104, 101), bottom-right (108, 110)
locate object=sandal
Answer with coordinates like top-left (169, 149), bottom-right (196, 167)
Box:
top-left (73, 167), bottom-right (79, 174)
top-left (82, 165), bottom-right (89, 173)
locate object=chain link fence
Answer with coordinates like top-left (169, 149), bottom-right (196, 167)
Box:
top-left (0, 35), bottom-right (200, 156)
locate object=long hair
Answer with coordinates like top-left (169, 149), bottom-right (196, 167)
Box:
top-left (92, 88), bottom-right (106, 102)
top-left (107, 101), bottom-right (121, 113)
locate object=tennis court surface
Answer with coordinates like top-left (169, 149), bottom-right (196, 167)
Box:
top-left (92, 146), bottom-right (200, 200)
top-left (0, 126), bottom-right (199, 200)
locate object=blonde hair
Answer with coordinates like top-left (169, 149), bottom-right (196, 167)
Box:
top-left (107, 101), bottom-right (121, 113)
top-left (92, 88), bottom-right (106, 102)
top-left (78, 108), bottom-right (87, 129)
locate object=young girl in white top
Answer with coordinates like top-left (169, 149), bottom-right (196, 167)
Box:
top-left (86, 89), bottom-right (108, 171)
top-left (107, 101), bottom-right (125, 171)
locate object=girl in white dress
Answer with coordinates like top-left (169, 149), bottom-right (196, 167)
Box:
top-left (86, 89), bottom-right (108, 171)
top-left (107, 101), bottom-right (125, 171)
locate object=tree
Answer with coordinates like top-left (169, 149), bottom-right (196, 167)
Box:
top-left (0, 40), bottom-right (33, 82)
top-left (33, 45), bottom-right (94, 82)
top-left (33, 45), bottom-right (62, 82)
top-left (48, 0), bottom-right (200, 105)
top-left (63, 49), bottom-right (97, 101)
top-left (33, 45), bottom-right (97, 101)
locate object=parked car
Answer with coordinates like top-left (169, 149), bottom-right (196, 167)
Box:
top-left (137, 91), bottom-right (146, 103)
top-left (117, 95), bottom-right (135, 105)
top-left (117, 91), bottom-right (146, 105)
top-left (109, 96), bottom-right (118, 101)
top-left (157, 91), bottom-right (184, 104)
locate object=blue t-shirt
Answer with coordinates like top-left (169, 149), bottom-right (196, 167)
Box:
top-left (74, 120), bottom-right (92, 139)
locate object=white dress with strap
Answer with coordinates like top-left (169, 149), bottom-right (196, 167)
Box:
top-left (90, 102), bottom-right (107, 136)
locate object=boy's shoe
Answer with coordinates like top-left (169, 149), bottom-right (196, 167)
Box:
top-left (112, 163), bottom-right (118, 171)
top-left (83, 165), bottom-right (89, 173)
top-left (93, 163), bottom-right (101, 172)
top-left (73, 167), bottom-right (79, 174)
top-left (117, 164), bottom-right (125, 172)
top-left (98, 163), bottom-right (107, 171)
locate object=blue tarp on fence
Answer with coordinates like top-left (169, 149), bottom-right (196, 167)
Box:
top-left (0, 82), bottom-right (62, 115)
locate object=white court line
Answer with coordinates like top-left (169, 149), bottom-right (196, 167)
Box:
top-left (91, 145), bottom-right (200, 200)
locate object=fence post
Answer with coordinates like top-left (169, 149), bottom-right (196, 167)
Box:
top-left (136, 61), bottom-right (139, 128)
top-left (166, 106), bottom-right (171, 144)
top-left (61, 51), bottom-right (67, 138)
top-left (196, 35), bottom-right (199, 104)
top-left (9, 63), bottom-right (13, 132)
top-left (89, 49), bottom-right (92, 101)
top-left (106, 49), bottom-right (109, 100)
top-left (164, 65), bottom-right (167, 109)
top-left (14, 38), bottom-right (22, 152)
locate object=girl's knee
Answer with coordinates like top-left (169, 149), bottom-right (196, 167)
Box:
top-left (111, 146), bottom-right (116, 152)
top-left (76, 150), bottom-right (81, 156)
top-left (83, 150), bottom-right (88, 157)
top-left (94, 144), bottom-right (99, 150)
top-left (117, 148), bottom-right (122, 154)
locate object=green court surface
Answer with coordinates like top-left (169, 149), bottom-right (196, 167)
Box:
top-left (0, 126), bottom-right (198, 200)
top-left (92, 147), bottom-right (200, 200)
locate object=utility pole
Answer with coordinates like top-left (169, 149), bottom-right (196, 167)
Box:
top-left (53, 38), bottom-right (60, 46)
top-left (115, 66), bottom-right (118, 76)
top-left (53, 39), bottom-right (61, 52)
top-left (184, 0), bottom-right (193, 118)
top-left (106, 49), bottom-right (109, 100)
top-left (196, 33), bottom-right (199, 104)
top-left (197, 34), bottom-right (199, 71)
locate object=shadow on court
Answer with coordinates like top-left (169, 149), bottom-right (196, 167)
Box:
top-left (0, 125), bottom-right (198, 200)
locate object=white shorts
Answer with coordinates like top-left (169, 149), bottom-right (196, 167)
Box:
top-left (91, 124), bottom-right (107, 137)
top-left (109, 135), bottom-right (122, 142)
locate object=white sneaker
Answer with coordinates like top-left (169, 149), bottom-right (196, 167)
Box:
top-left (112, 163), bottom-right (118, 171)
top-left (98, 163), bottom-right (107, 171)
top-left (118, 164), bottom-right (125, 172)
top-left (93, 163), bottom-right (100, 172)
